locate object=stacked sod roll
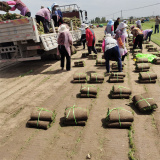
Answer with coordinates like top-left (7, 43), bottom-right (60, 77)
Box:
top-left (27, 108), bottom-right (56, 130)
top-left (132, 93), bottom-right (158, 112)
top-left (80, 85), bottom-right (97, 98)
top-left (138, 72), bottom-right (157, 83)
top-left (105, 108), bottom-right (134, 128)
top-left (110, 85), bottom-right (132, 99)
top-left (63, 105), bottom-right (89, 126)
top-left (73, 73), bottom-right (87, 83)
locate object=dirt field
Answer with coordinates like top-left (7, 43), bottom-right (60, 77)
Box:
top-left (0, 28), bottom-right (160, 160)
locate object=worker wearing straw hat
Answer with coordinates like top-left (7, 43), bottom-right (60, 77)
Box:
top-left (57, 24), bottom-right (73, 71)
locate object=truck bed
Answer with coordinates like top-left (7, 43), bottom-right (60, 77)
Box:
top-left (0, 17), bottom-right (40, 43)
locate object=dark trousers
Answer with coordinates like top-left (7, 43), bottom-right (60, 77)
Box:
top-left (52, 15), bottom-right (58, 27)
top-left (88, 38), bottom-right (97, 54)
top-left (122, 53), bottom-right (127, 61)
top-left (58, 17), bottom-right (63, 26)
top-left (146, 31), bottom-right (153, 41)
top-left (104, 46), bottom-right (122, 73)
top-left (81, 34), bottom-right (86, 49)
top-left (133, 34), bottom-right (143, 49)
top-left (155, 25), bottom-right (159, 34)
top-left (36, 15), bottom-right (49, 33)
top-left (58, 45), bottom-right (71, 70)
top-left (25, 12), bottom-right (31, 17)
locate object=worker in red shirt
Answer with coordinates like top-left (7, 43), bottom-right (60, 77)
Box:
top-left (85, 25), bottom-right (97, 54)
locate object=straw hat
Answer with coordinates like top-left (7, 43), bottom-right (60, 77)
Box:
top-left (116, 22), bottom-right (128, 31)
top-left (58, 24), bottom-right (69, 32)
top-left (85, 24), bottom-right (89, 29)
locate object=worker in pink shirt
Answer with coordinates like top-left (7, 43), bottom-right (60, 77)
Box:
top-left (7, 0), bottom-right (31, 17)
top-left (36, 8), bottom-right (51, 33)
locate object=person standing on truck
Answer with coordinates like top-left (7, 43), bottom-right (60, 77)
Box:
top-left (7, 0), bottom-right (31, 17)
top-left (57, 9), bottom-right (63, 26)
top-left (57, 24), bottom-right (73, 71)
top-left (85, 25), bottom-right (97, 54)
top-left (51, 2), bottom-right (59, 27)
top-left (36, 7), bottom-right (51, 33)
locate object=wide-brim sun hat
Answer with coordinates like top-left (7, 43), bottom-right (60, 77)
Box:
top-left (51, 2), bottom-right (59, 8)
top-left (105, 33), bottom-right (111, 38)
top-left (130, 25), bottom-right (135, 30)
top-left (85, 24), bottom-right (88, 29)
top-left (107, 19), bottom-right (114, 26)
top-left (58, 24), bottom-right (69, 32)
top-left (116, 22), bottom-right (128, 31)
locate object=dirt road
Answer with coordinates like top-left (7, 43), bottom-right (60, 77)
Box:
top-left (0, 28), bottom-right (160, 160)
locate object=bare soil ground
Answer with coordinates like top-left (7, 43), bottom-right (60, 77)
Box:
top-left (0, 28), bottom-right (160, 160)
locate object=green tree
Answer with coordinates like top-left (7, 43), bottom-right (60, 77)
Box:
top-left (101, 17), bottom-right (106, 23)
top-left (95, 17), bottom-right (100, 24)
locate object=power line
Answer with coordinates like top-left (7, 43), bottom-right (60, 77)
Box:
top-left (105, 2), bottom-right (160, 18)
top-left (123, 2), bottom-right (160, 12)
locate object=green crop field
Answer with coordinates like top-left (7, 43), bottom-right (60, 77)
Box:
top-left (141, 21), bottom-right (160, 46)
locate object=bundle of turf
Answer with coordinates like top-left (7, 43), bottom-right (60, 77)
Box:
top-left (110, 72), bottom-right (126, 78)
top-left (74, 61), bottom-right (85, 67)
top-left (37, 22), bottom-right (44, 34)
top-left (63, 105), bottom-right (89, 126)
top-left (152, 58), bottom-right (160, 64)
top-left (0, 2), bottom-right (11, 12)
top-left (90, 73), bottom-right (104, 83)
top-left (130, 48), bottom-right (142, 53)
top-left (146, 44), bottom-right (153, 49)
top-left (129, 42), bottom-right (133, 46)
top-left (81, 53), bottom-right (89, 58)
top-left (135, 63), bottom-right (150, 72)
top-left (96, 59), bottom-right (105, 66)
top-left (71, 46), bottom-right (77, 55)
top-left (98, 40), bottom-right (103, 43)
top-left (88, 53), bottom-right (97, 60)
top-left (138, 72), bottom-right (157, 83)
top-left (105, 108), bottom-right (134, 128)
top-left (27, 108), bottom-right (56, 130)
top-left (152, 52), bottom-right (160, 57)
top-left (128, 39), bottom-right (133, 43)
top-left (148, 47), bottom-right (157, 52)
top-left (80, 85), bottom-right (97, 98)
top-left (110, 85), bottom-right (131, 99)
top-left (111, 62), bottom-right (124, 72)
top-left (143, 41), bottom-right (150, 44)
top-left (95, 43), bottom-right (102, 47)
top-left (132, 93), bottom-right (158, 112)
top-left (73, 73), bottom-right (87, 83)
top-left (136, 58), bottom-right (149, 63)
top-left (102, 54), bottom-right (105, 59)
top-left (108, 76), bottom-right (124, 83)
top-left (96, 47), bottom-right (102, 52)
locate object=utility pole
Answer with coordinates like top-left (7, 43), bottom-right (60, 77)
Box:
top-left (121, 10), bottom-right (122, 20)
